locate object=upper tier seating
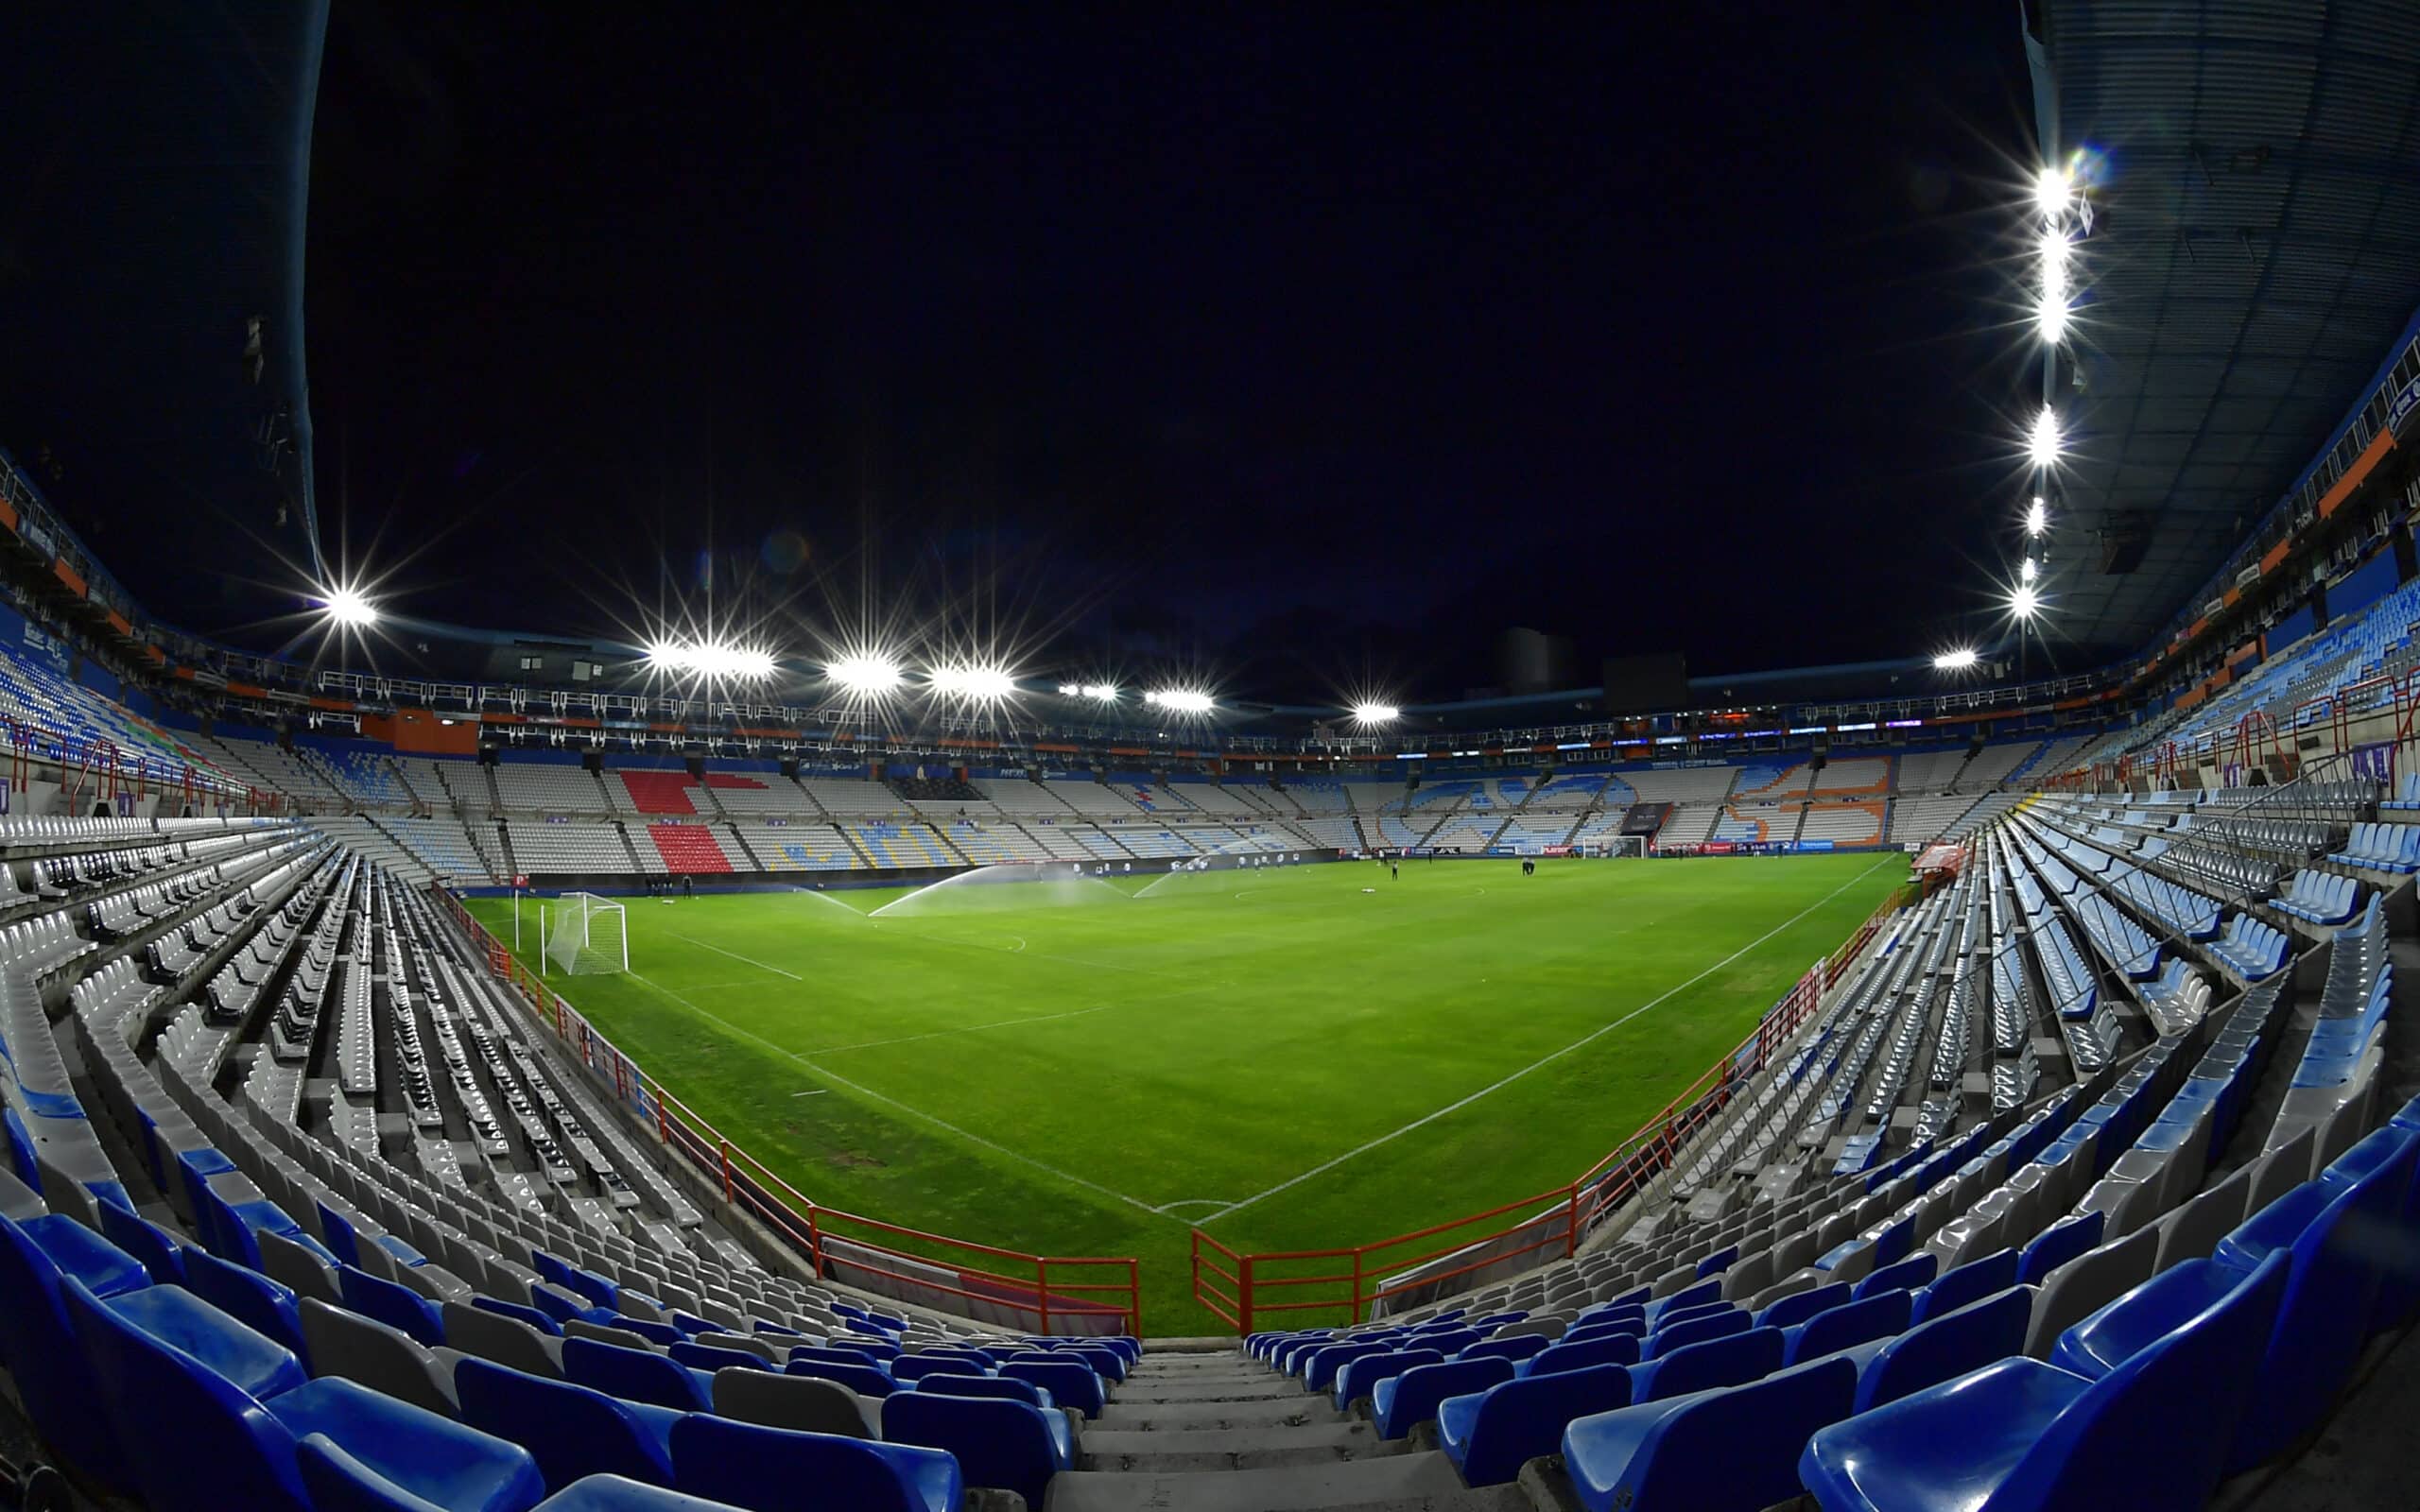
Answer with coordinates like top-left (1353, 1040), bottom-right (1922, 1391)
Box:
top-left (493, 765), bottom-right (612, 815)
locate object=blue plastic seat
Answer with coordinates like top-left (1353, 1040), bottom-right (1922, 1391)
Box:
top-left (565, 1336), bottom-right (713, 1412)
top-left (1646, 1277), bottom-right (1722, 1321)
top-left (1852, 1284), bottom-right (2033, 1412)
top-left (1439, 1363), bottom-right (1631, 1486)
top-left (1799, 1251), bottom-right (2288, 1512)
top-left (1335, 1347), bottom-right (1443, 1408)
top-left (1784, 1291), bottom-right (1910, 1366)
top-left (1757, 1281), bottom-right (1852, 1331)
top-left (0, 1213), bottom-right (140, 1487)
top-left (1299, 1338), bottom-right (1391, 1391)
top-left (791, 1341), bottom-right (885, 1368)
top-left (64, 1279), bottom-right (546, 1512)
top-left (1695, 1243), bottom-right (1740, 1279)
top-left (456, 1355), bottom-right (681, 1493)
top-left (338, 1263), bottom-right (444, 1347)
top-left (1642, 1307), bottom-right (1750, 1359)
top-left (2016, 1211), bottom-right (2104, 1285)
top-left (669, 1412), bottom-right (959, 1512)
top-left (668, 1340), bottom-right (767, 1374)
top-left (1853, 1251), bottom-right (1937, 1302)
top-left (298, 1435), bottom-right (452, 1512)
top-left (528, 1477), bottom-right (748, 1510)
top-left (185, 1246), bottom-right (309, 1359)
top-left (918, 1371), bottom-right (1049, 1408)
top-left (1563, 1354), bottom-right (1858, 1512)
top-left (1628, 1326), bottom-right (1784, 1402)
top-left (887, 1354), bottom-right (971, 1383)
top-left (1000, 1357), bottom-right (1107, 1417)
top-left (1524, 1332), bottom-right (1641, 1376)
top-left (1911, 1247), bottom-right (2018, 1325)
top-left (1459, 1332), bottom-right (1551, 1366)
top-left (1645, 1299), bottom-right (1734, 1333)
top-left (882, 1390), bottom-right (1071, 1509)
top-left (1059, 1342), bottom-right (1128, 1381)
top-left (785, 1356), bottom-right (897, 1398)
top-left (1374, 1355), bottom-right (1515, 1440)
top-left (96, 1200), bottom-right (191, 1285)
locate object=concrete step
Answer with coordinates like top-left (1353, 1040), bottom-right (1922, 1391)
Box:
top-left (1094, 1396), bottom-right (1350, 1433)
top-left (1081, 1421), bottom-right (1409, 1473)
top-left (1115, 1375), bottom-right (1315, 1403)
top-left (1043, 1452), bottom-right (1529, 1512)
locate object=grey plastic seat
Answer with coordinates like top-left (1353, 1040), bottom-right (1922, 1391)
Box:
top-left (260, 1228), bottom-right (343, 1307)
top-left (297, 1297), bottom-right (459, 1417)
top-left (713, 1367), bottom-right (875, 1438)
top-left (564, 1319), bottom-right (661, 1352)
top-left (1646, 1264), bottom-right (1697, 1300)
top-left (2248, 1126), bottom-right (2316, 1215)
top-left (1748, 1269), bottom-right (1822, 1313)
top-left (695, 1331), bottom-right (786, 1366)
top-left (1718, 1248), bottom-right (1775, 1303)
top-left (391, 1259), bottom-right (477, 1306)
top-left (2150, 1163), bottom-right (2253, 1273)
top-left (441, 1299), bottom-right (564, 1380)
top-left (1768, 1228), bottom-right (1818, 1278)
top-left (2021, 1226), bottom-right (2158, 1359)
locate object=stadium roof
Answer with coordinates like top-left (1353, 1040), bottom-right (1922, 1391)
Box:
top-left (2028, 0), bottom-right (2420, 654)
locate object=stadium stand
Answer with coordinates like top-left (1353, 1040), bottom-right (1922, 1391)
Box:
top-left (494, 762), bottom-right (614, 816)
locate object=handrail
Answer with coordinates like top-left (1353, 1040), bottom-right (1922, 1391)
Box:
top-left (435, 886), bottom-right (1142, 1335)
top-left (1188, 884), bottom-right (1916, 1332)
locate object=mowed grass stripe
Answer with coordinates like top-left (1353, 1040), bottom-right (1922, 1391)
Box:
top-left (468, 853), bottom-right (1905, 1332)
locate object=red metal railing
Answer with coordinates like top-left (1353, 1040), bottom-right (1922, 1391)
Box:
top-left (437, 887), bottom-right (1143, 1335)
top-left (1190, 883), bottom-right (1917, 1333)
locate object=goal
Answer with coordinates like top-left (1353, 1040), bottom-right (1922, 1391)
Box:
top-left (543, 892), bottom-right (629, 976)
top-left (1568, 835), bottom-right (1650, 859)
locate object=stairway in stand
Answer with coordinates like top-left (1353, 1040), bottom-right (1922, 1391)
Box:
top-left (1045, 1342), bottom-right (1528, 1511)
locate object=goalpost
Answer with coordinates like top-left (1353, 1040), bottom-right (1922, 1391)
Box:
top-left (543, 892), bottom-right (630, 976)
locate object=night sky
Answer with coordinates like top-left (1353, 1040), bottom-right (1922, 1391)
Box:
top-left (37, 4), bottom-right (2055, 703)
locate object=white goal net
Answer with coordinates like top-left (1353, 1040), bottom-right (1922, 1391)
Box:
top-left (544, 893), bottom-right (629, 975)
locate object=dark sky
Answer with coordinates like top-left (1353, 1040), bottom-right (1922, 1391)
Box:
top-left (37, 3), bottom-right (2054, 703)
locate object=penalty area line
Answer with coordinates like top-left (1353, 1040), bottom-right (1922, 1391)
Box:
top-left (659, 931), bottom-right (805, 981)
top-left (1197, 857), bottom-right (1895, 1227)
top-left (626, 973), bottom-right (1181, 1224)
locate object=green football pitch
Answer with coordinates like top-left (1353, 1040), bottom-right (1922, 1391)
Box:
top-left (466, 852), bottom-right (1907, 1334)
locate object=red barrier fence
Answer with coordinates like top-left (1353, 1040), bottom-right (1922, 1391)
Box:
top-left (437, 887), bottom-right (1143, 1336)
top-left (1190, 882), bottom-right (1918, 1332)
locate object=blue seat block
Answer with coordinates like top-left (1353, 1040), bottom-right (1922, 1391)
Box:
top-left (1854, 1284), bottom-right (2033, 1413)
top-left (23, 1211), bottom-right (149, 1297)
top-left (1757, 1281), bottom-right (1852, 1331)
top-left (455, 1357), bottom-right (679, 1493)
top-left (1374, 1355), bottom-right (1515, 1440)
top-left (565, 1336), bottom-right (713, 1412)
top-left (1439, 1363), bottom-right (1631, 1486)
top-left (1563, 1354), bottom-right (1857, 1512)
top-left (1912, 1248), bottom-right (2018, 1325)
top-left (1629, 1326), bottom-right (1784, 1403)
top-left (2017, 1211), bottom-right (2105, 1286)
top-left (1001, 1358), bottom-right (1107, 1417)
top-left (1854, 1251), bottom-right (1937, 1302)
top-left (671, 1412), bottom-right (959, 1512)
top-left (1643, 1307), bottom-right (1750, 1360)
top-left (185, 1246), bottom-right (309, 1360)
top-left (1336, 1347), bottom-right (1443, 1409)
top-left (267, 1379), bottom-right (546, 1512)
top-left (883, 1391), bottom-right (1069, 1508)
top-left (338, 1263), bottom-right (444, 1347)
top-left (1785, 1290), bottom-right (1910, 1366)
top-left (1524, 1332), bottom-right (1641, 1377)
top-left (1799, 1250), bottom-right (2287, 1512)
top-left (0, 1216), bottom-right (135, 1486)
top-left (1460, 1332), bottom-right (1551, 1366)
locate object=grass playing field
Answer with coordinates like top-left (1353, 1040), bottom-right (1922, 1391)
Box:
top-left (466, 852), bottom-right (1907, 1334)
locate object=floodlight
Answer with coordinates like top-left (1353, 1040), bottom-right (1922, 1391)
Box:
top-left (2025, 496), bottom-right (2049, 536)
top-left (2033, 165), bottom-right (2072, 217)
top-left (826, 652), bottom-right (905, 694)
top-left (2034, 296), bottom-right (2069, 343)
top-left (646, 640), bottom-right (686, 668)
top-left (1351, 702), bottom-right (1401, 725)
top-left (317, 584), bottom-right (378, 627)
top-left (1143, 689), bottom-right (1213, 713)
top-left (2027, 408), bottom-right (2062, 467)
top-left (2020, 557), bottom-right (2039, 583)
top-left (1081, 683), bottom-right (1118, 701)
top-left (1933, 648), bottom-right (1979, 671)
top-left (1057, 683), bottom-right (1081, 696)
top-left (2011, 583), bottom-right (2042, 620)
top-left (929, 663), bottom-right (1017, 702)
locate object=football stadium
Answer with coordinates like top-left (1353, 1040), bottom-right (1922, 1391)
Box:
top-left (4, 5), bottom-right (2420, 1511)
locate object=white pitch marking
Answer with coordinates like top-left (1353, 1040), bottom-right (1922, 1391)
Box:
top-left (796, 889), bottom-right (871, 916)
top-left (1198, 857), bottom-right (1894, 1226)
top-left (791, 1089), bottom-right (828, 1098)
top-left (661, 931), bottom-right (804, 980)
top-left (627, 973), bottom-right (1179, 1221)
top-left (1152, 1197), bottom-right (1236, 1215)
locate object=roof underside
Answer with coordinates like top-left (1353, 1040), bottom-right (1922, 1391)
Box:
top-left (2040, 0), bottom-right (2420, 655)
